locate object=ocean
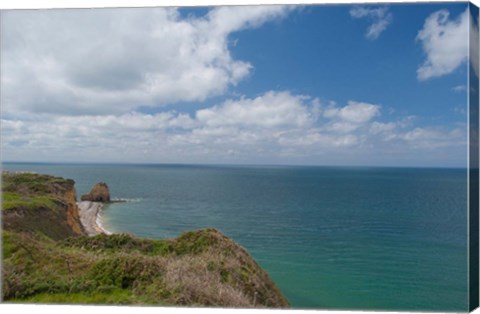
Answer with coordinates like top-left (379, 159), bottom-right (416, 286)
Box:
top-left (2, 163), bottom-right (469, 311)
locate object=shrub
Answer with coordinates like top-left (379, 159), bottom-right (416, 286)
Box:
top-left (88, 255), bottom-right (164, 289)
top-left (62, 233), bottom-right (173, 256)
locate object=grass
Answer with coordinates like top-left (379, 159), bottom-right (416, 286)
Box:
top-left (61, 230), bottom-right (229, 257)
top-left (62, 233), bottom-right (174, 256)
top-left (2, 172), bottom-right (71, 196)
top-left (2, 231), bottom-right (17, 259)
top-left (16, 289), bottom-right (137, 305)
top-left (2, 172), bottom-right (66, 211)
top-left (1, 171), bottom-right (290, 308)
top-left (2, 192), bottom-right (57, 211)
top-left (2, 230), bottom-right (289, 307)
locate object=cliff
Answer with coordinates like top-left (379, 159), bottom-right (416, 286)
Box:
top-left (1, 172), bottom-right (289, 308)
top-left (2, 172), bottom-right (86, 240)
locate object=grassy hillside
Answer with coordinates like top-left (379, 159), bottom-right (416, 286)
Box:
top-left (1, 172), bottom-right (289, 307)
top-left (2, 172), bottom-right (85, 240)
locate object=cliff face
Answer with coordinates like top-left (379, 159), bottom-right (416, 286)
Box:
top-left (1, 172), bottom-right (290, 308)
top-left (64, 186), bottom-right (84, 236)
top-left (2, 172), bottom-right (86, 240)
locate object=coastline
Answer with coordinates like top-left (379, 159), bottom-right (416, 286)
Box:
top-left (3, 171), bottom-right (291, 307)
top-left (77, 201), bottom-right (112, 236)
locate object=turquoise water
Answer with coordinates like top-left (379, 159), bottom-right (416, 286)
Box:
top-left (2, 163), bottom-right (468, 311)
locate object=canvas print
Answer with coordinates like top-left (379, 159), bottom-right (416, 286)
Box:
top-left (1, 1), bottom-right (479, 312)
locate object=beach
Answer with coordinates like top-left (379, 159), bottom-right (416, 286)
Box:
top-left (77, 201), bottom-right (111, 236)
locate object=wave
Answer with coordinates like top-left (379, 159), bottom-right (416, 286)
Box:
top-left (95, 208), bottom-right (112, 235)
top-left (110, 197), bottom-right (143, 203)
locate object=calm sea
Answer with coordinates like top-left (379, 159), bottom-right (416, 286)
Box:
top-left (2, 163), bottom-right (469, 311)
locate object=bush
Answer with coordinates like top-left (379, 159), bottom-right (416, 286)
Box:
top-left (88, 255), bottom-right (164, 289)
top-left (62, 234), bottom-right (173, 256)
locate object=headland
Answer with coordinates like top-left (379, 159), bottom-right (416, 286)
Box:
top-left (1, 171), bottom-right (289, 307)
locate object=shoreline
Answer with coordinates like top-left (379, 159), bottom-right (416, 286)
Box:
top-left (77, 201), bottom-right (112, 236)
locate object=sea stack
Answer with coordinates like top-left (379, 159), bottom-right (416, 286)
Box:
top-left (81, 182), bottom-right (111, 202)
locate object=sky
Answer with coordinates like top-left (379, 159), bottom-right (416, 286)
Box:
top-left (0, 2), bottom-right (478, 167)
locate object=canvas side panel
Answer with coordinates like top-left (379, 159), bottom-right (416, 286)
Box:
top-left (469, 2), bottom-right (479, 312)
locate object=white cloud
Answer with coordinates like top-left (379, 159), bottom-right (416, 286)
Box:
top-left (1, 6), bottom-right (290, 116)
top-left (452, 85), bottom-right (467, 92)
top-left (369, 121), bottom-right (397, 135)
top-left (1, 90), bottom-right (466, 166)
top-left (196, 91), bottom-right (316, 128)
top-left (323, 101), bottom-right (380, 124)
top-left (0, 6), bottom-right (468, 167)
top-left (277, 131), bottom-right (360, 148)
top-left (399, 127), bottom-right (466, 149)
top-left (349, 6), bottom-right (392, 40)
top-left (416, 9), bottom-right (469, 81)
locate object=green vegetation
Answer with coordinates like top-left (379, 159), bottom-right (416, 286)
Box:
top-left (2, 172), bottom-right (68, 212)
top-left (17, 289), bottom-right (137, 305)
top-left (1, 172), bottom-right (290, 307)
top-left (2, 172), bottom-right (71, 196)
top-left (62, 233), bottom-right (174, 256)
top-left (2, 171), bottom-right (83, 240)
top-left (3, 229), bottom-right (289, 307)
top-left (2, 191), bottom-right (57, 211)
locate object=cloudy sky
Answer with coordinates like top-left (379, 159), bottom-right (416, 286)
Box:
top-left (1, 3), bottom-right (477, 167)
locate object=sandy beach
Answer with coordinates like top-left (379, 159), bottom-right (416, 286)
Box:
top-left (77, 201), bottom-right (111, 236)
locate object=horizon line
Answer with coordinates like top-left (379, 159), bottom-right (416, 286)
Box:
top-left (0, 160), bottom-right (468, 170)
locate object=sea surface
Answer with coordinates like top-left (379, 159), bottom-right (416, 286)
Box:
top-left (2, 163), bottom-right (469, 311)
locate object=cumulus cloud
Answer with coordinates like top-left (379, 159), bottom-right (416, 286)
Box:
top-left (323, 101), bottom-right (380, 123)
top-left (399, 127), bottom-right (466, 149)
top-left (369, 121), bottom-right (397, 135)
top-left (1, 6), bottom-right (290, 116)
top-left (1, 90), bottom-right (466, 165)
top-left (349, 6), bottom-right (392, 40)
top-left (416, 9), bottom-right (469, 81)
top-left (0, 6), bottom-right (468, 166)
top-left (196, 91), bottom-right (316, 128)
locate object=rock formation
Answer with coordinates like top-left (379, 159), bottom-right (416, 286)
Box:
top-left (80, 182), bottom-right (110, 202)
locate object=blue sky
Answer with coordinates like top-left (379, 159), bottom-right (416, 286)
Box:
top-left (229, 4), bottom-right (468, 119)
top-left (1, 3), bottom-right (476, 167)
